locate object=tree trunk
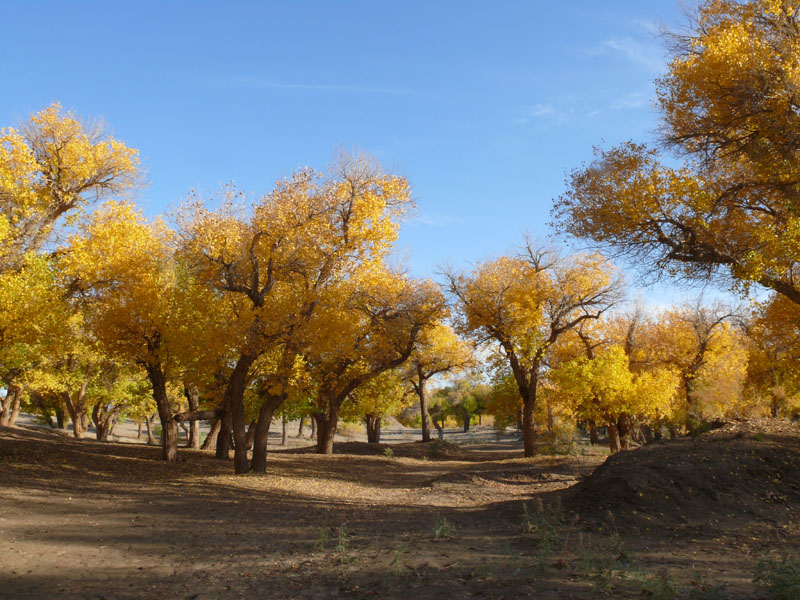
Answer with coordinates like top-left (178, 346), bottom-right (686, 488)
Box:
top-left (416, 373), bottom-right (432, 442)
top-left (201, 418), bottom-right (221, 450)
top-left (63, 384), bottom-right (89, 438)
top-left (296, 417), bottom-right (306, 437)
top-left (522, 398), bottom-right (536, 458)
top-left (55, 404), bottom-right (65, 429)
top-left (314, 398), bottom-right (340, 455)
top-left (617, 414), bottom-right (633, 450)
top-left (145, 414), bottom-right (156, 444)
top-left (0, 386), bottom-right (20, 427)
top-left (640, 423), bottom-right (654, 444)
top-left (137, 422), bottom-right (143, 439)
top-left (310, 417), bottom-right (317, 440)
top-left (546, 402), bottom-right (554, 434)
top-left (433, 418), bottom-right (444, 440)
top-left (281, 415), bottom-right (288, 446)
top-left (224, 354), bottom-right (257, 474)
top-left (183, 385), bottom-right (201, 450)
top-left (251, 395), bottom-right (284, 473)
top-left (462, 413), bottom-right (470, 433)
top-left (8, 390), bottom-right (21, 426)
top-left (653, 425), bottom-right (663, 441)
top-left (145, 362), bottom-right (178, 462)
top-left (667, 423), bottom-right (678, 439)
top-left (589, 422), bottom-right (599, 445)
top-left (608, 422), bottom-right (620, 452)
top-left (215, 398), bottom-right (232, 459)
top-left (246, 420), bottom-right (256, 450)
top-left (365, 414), bottom-right (381, 443)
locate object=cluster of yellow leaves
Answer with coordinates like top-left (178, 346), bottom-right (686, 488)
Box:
top-left (555, 0), bottom-right (800, 302)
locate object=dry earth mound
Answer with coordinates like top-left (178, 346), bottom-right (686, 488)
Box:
top-left (565, 420), bottom-right (800, 537)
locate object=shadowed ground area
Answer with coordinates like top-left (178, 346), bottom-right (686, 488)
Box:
top-left (1, 422), bottom-right (798, 599)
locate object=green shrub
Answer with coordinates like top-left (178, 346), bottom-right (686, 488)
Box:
top-left (754, 553), bottom-right (800, 600)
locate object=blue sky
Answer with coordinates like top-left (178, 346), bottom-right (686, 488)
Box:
top-left (1, 1), bottom-right (701, 303)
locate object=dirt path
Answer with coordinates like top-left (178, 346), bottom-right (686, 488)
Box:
top-left (1, 425), bottom-right (797, 599)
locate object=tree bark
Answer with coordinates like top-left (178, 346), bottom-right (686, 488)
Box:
top-left (462, 413), bottom-right (470, 433)
top-left (281, 415), bottom-right (288, 446)
top-left (8, 389), bottom-right (21, 426)
top-left (251, 394), bottom-right (284, 473)
top-left (183, 385), bottom-right (201, 450)
top-left (63, 384), bottom-right (89, 438)
top-left (215, 398), bottom-right (232, 459)
top-left (246, 420), bottom-right (256, 450)
top-left (617, 414), bottom-right (633, 450)
top-left (365, 414), bottom-right (381, 443)
top-left (522, 398), bottom-right (537, 457)
top-left (201, 418), bottom-right (221, 450)
top-left (608, 422), bottom-right (620, 452)
top-left (55, 404), bottom-right (65, 429)
top-left (145, 415), bottom-right (154, 444)
top-left (145, 362), bottom-right (178, 461)
top-left (314, 399), bottom-right (339, 455)
top-left (415, 371), bottom-right (432, 443)
top-left (296, 416), bottom-right (306, 437)
top-left (0, 387), bottom-right (19, 427)
top-left (310, 417), bottom-right (317, 440)
top-left (224, 354), bottom-right (257, 474)
top-left (175, 409), bottom-right (225, 422)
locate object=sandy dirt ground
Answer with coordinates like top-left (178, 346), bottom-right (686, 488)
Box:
top-left (1, 421), bottom-right (798, 599)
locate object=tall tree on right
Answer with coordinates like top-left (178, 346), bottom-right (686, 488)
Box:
top-left (554, 0), bottom-right (800, 305)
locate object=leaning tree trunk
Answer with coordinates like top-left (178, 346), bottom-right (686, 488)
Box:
top-left (365, 414), bottom-right (381, 443)
top-left (296, 416), bottom-right (306, 437)
top-left (7, 389), bottom-right (21, 427)
top-left (145, 362), bottom-right (179, 462)
top-left (202, 418), bottom-right (221, 451)
top-left (251, 394), bottom-right (285, 474)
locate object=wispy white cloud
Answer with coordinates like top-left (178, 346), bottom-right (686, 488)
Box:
top-left (222, 77), bottom-right (417, 96)
top-left (587, 36), bottom-right (666, 74)
top-left (513, 103), bottom-right (600, 127)
top-left (610, 90), bottom-right (650, 110)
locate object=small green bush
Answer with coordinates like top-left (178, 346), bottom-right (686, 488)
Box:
top-left (433, 515), bottom-right (456, 539)
top-left (754, 553), bottom-right (800, 600)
